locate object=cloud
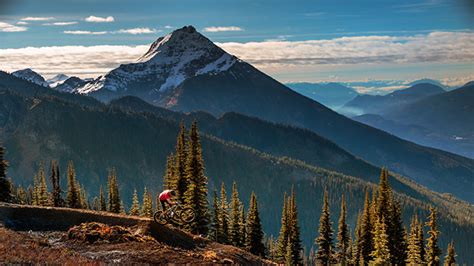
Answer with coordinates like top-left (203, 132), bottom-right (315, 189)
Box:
top-left (0, 22), bottom-right (27, 32)
top-left (44, 21), bottom-right (78, 26)
top-left (203, 26), bottom-right (243, 32)
top-left (164, 25), bottom-right (173, 29)
top-left (115, 28), bottom-right (157, 34)
top-left (84, 16), bottom-right (114, 23)
top-left (64, 30), bottom-right (107, 35)
top-left (217, 31), bottom-right (474, 67)
top-left (0, 31), bottom-right (472, 81)
top-left (16, 21), bottom-right (28, 25)
top-left (20, 17), bottom-right (55, 21)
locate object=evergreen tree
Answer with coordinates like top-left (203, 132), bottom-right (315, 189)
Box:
top-left (66, 161), bottom-right (80, 209)
top-left (78, 183), bottom-right (88, 209)
top-left (141, 187), bottom-right (153, 217)
top-left (426, 207), bottom-right (441, 266)
top-left (359, 190), bottom-right (373, 264)
top-left (407, 215), bottom-right (423, 265)
top-left (354, 212), bottom-right (362, 266)
top-left (245, 192), bottom-right (265, 257)
top-left (370, 217), bottom-right (390, 265)
top-left (286, 187), bottom-right (302, 265)
top-left (16, 185), bottom-right (27, 204)
top-left (175, 122), bottom-right (189, 203)
top-left (391, 200), bottom-right (408, 265)
top-left (210, 189), bottom-right (220, 241)
top-left (229, 182), bottom-right (242, 247)
top-left (218, 182), bottom-right (230, 243)
top-left (276, 192), bottom-right (289, 262)
top-left (120, 200), bottom-right (126, 215)
top-left (99, 185), bottom-right (106, 211)
top-left (37, 163), bottom-right (50, 206)
top-left (163, 153), bottom-right (176, 190)
top-left (92, 197), bottom-right (99, 210)
top-left (336, 194), bottom-right (350, 265)
top-left (183, 121), bottom-right (209, 235)
top-left (50, 160), bottom-right (62, 207)
top-left (315, 189), bottom-right (334, 265)
top-left (32, 174), bottom-right (39, 205)
top-left (0, 143), bottom-right (12, 203)
top-left (107, 168), bottom-right (121, 213)
top-left (129, 188), bottom-right (140, 216)
top-left (239, 203), bottom-right (246, 248)
top-left (418, 220), bottom-right (426, 263)
top-left (443, 241), bottom-right (456, 266)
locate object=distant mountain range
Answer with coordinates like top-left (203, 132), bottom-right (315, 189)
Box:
top-left (285, 82), bottom-right (358, 110)
top-left (5, 26), bottom-right (471, 202)
top-left (341, 83), bottom-right (445, 116)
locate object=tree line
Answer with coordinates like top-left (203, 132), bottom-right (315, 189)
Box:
top-left (0, 125), bottom-right (460, 265)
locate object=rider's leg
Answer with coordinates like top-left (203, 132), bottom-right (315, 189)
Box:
top-left (160, 200), bottom-right (166, 211)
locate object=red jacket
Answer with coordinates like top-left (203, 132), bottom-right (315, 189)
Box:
top-left (159, 190), bottom-right (172, 201)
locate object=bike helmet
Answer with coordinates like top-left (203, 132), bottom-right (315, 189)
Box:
top-left (170, 190), bottom-right (176, 196)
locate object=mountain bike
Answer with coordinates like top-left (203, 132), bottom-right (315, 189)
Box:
top-left (153, 203), bottom-right (196, 226)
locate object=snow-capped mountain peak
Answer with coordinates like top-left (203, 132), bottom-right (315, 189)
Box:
top-left (47, 74), bottom-right (69, 88)
top-left (75, 25), bottom-right (238, 96)
top-left (12, 68), bottom-right (49, 87)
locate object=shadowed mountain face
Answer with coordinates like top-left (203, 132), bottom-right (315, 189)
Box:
top-left (39, 26), bottom-right (474, 202)
top-left (341, 83), bottom-right (445, 116)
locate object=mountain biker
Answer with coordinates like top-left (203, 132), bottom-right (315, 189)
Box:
top-left (159, 189), bottom-right (176, 211)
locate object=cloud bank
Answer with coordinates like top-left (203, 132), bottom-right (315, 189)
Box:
top-left (64, 30), bottom-right (107, 35)
top-left (0, 31), bottom-right (472, 82)
top-left (20, 17), bottom-right (55, 21)
top-left (44, 21), bottom-right (78, 26)
top-left (0, 22), bottom-right (27, 32)
top-left (84, 16), bottom-right (115, 23)
top-left (203, 26), bottom-right (243, 32)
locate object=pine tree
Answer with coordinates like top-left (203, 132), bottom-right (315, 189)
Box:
top-left (286, 187), bottom-right (302, 265)
top-left (32, 174), bottom-right (39, 205)
top-left (92, 197), bottom-right (99, 210)
top-left (370, 217), bottom-right (390, 265)
top-left (315, 189), bottom-right (334, 265)
top-left (120, 200), bottom-right (126, 215)
top-left (276, 192), bottom-right (289, 262)
top-left (66, 161), bottom-right (80, 208)
top-left (229, 182), bottom-right (242, 247)
top-left (443, 241), bottom-right (456, 266)
top-left (218, 182), bottom-right (230, 243)
top-left (0, 143), bottom-right (12, 203)
top-left (210, 189), bottom-right (220, 241)
top-left (16, 185), bottom-right (27, 204)
top-left (163, 153), bottom-right (176, 190)
top-left (107, 168), bottom-right (121, 213)
top-left (183, 121), bottom-right (209, 235)
top-left (175, 122), bottom-right (189, 203)
top-left (426, 207), bottom-right (441, 266)
top-left (245, 192), bottom-right (265, 257)
top-left (418, 220), bottom-right (426, 263)
top-left (359, 190), bottom-right (373, 264)
top-left (239, 203), bottom-right (246, 248)
top-left (354, 212), bottom-right (362, 266)
top-left (37, 163), bottom-right (50, 206)
top-left (129, 189), bottom-right (140, 216)
top-left (391, 200), bottom-right (408, 265)
top-left (141, 187), bottom-right (153, 217)
top-left (79, 183), bottom-right (89, 209)
top-left (336, 194), bottom-right (350, 265)
top-left (407, 215), bottom-right (423, 265)
top-left (99, 185), bottom-right (106, 211)
top-left (50, 160), bottom-right (62, 207)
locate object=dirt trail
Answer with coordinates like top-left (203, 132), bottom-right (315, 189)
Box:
top-left (0, 203), bottom-right (273, 264)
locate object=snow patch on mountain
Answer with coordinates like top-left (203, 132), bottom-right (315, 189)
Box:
top-left (47, 74), bottom-right (69, 88)
top-left (196, 53), bottom-right (236, 76)
top-left (12, 68), bottom-right (49, 87)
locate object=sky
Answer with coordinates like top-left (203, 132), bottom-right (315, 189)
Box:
top-left (0, 0), bottom-right (473, 92)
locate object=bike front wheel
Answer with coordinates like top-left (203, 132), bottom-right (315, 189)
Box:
top-left (179, 207), bottom-right (196, 223)
top-left (153, 210), bottom-right (168, 225)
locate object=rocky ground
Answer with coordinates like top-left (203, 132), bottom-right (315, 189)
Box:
top-left (0, 203), bottom-right (272, 265)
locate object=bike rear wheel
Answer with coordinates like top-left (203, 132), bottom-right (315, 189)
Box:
top-left (153, 210), bottom-right (168, 225)
top-left (179, 207), bottom-right (196, 223)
